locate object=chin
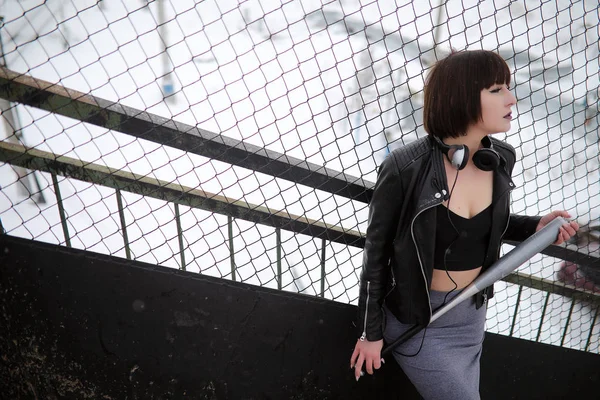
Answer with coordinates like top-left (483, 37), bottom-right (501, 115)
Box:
top-left (499, 121), bottom-right (512, 132)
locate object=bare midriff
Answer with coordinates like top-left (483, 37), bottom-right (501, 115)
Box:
top-left (431, 267), bottom-right (482, 291)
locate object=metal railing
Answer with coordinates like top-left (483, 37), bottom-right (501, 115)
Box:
top-left (1, 0), bottom-right (598, 354)
top-left (1, 67), bottom-right (599, 352)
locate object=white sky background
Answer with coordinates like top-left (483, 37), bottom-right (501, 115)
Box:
top-left (0, 0), bottom-right (599, 351)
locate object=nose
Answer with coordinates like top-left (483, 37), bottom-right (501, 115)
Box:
top-left (505, 88), bottom-right (516, 106)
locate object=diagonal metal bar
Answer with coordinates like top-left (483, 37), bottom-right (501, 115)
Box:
top-left (0, 141), bottom-right (365, 248)
top-left (115, 189), bottom-right (132, 260)
top-left (174, 204), bottom-right (186, 271)
top-left (509, 285), bottom-right (524, 337)
top-left (536, 292), bottom-right (551, 342)
top-left (505, 240), bottom-right (599, 269)
top-left (503, 271), bottom-right (600, 306)
top-left (51, 173), bottom-right (71, 248)
top-left (0, 67), bottom-right (374, 203)
top-left (228, 215), bottom-right (236, 281)
top-left (2, 142), bottom-right (599, 304)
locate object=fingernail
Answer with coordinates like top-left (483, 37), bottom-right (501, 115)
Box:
top-left (360, 371), bottom-right (364, 377)
top-left (356, 376), bottom-right (359, 382)
top-left (381, 358), bottom-right (385, 364)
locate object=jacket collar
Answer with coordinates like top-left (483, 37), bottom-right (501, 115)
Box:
top-left (414, 137), bottom-right (450, 214)
top-left (416, 136), bottom-right (514, 213)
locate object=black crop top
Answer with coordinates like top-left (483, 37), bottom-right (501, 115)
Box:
top-left (433, 204), bottom-right (492, 271)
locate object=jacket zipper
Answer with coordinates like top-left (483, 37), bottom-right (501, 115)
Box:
top-left (496, 190), bottom-right (512, 259)
top-left (360, 281), bottom-right (371, 341)
top-left (500, 198), bottom-right (511, 240)
top-left (384, 269), bottom-right (396, 298)
top-left (411, 201), bottom-right (441, 321)
top-left (485, 176), bottom-right (513, 306)
top-left (497, 169), bottom-right (514, 243)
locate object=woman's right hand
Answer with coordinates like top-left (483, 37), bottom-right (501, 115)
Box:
top-left (350, 338), bottom-right (384, 381)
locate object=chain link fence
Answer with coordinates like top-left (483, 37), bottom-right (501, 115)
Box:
top-left (0, 0), bottom-right (599, 353)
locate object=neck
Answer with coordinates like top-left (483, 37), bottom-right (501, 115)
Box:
top-left (444, 132), bottom-right (488, 160)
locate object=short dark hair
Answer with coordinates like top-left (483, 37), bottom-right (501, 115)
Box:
top-left (423, 50), bottom-right (512, 139)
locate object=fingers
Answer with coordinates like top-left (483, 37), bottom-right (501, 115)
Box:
top-left (352, 339), bottom-right (385, 381)
top-left (365, 357), bottom-right (374, 375)
top-left (554, 221), bottom-right (580, 245)
top-left (544, 210), bottom-right (571, 223)
top-left (353, 354), bottom-right (364, 381)
top-left (352, 354), bottom-right (384, 381)
top-left (562, 222), bottom-right (579, 240)
top-left (554, 227), bottom-right (566, 245)
top-left (372, 357), bottom-right (382, 372)
top-left (555, 210), bottom-right (571, 219)
top-left (350, 346), bottom-right (359, 369)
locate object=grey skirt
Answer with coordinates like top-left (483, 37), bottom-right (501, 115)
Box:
top-left (383, 289), bottom-right (487, 400)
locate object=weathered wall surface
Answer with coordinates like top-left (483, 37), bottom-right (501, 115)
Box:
top-left (1, 234), bottom-right (598, 399)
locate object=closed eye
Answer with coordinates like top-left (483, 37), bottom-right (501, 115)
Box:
top-left (490, 85), bottom-right (510, 93)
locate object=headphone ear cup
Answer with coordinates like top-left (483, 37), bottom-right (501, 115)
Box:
top-left (431, 135), bottom-right (468, 170)
top-left (450, 145), bottom-right (469, 170)
top-left (472, 148), bottom-right (500, 171)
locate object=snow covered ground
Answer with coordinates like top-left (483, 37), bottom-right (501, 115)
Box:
top-left (0, 0), bottom-right (598, 351)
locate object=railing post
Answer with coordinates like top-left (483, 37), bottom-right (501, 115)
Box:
top-left (115, 189), bottom-right (131, 260)
top-left (320, 239), bottom-right (326, 297)
top-left (509, 285), bottom-right (523, 337)
top-left (276, 228), bottom-right (282, 290)
top-left (228, 216), bottom-right (236, 281)
top-left (536, 292), bottom-right (551, 342)
top-left (174, 204), bottom-right (186, 271)
top-left (561, 300), bottom-right (577, 347)
top-left (51, 173), bottom-right (71, 248)
top-left (585, 305), bottom-right (599, 352)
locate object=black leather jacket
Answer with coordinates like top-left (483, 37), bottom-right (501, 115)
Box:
top-left (356, 136), bottom-right (541, 341)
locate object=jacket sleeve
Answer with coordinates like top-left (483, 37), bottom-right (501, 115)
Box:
top-left (504, 214), bottom-right (541, 243)
top-left (496, 139), bottom-right (542, 243)
top-left (356, 153), bottom-right (404, 341)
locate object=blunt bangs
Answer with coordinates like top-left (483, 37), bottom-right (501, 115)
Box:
top-left (423, 50), bottom-right (512, 139)
top-left (470, 51), bottom-right (512, 91)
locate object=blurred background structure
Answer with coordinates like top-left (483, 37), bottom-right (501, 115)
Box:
top-left (0, 0), bottom-right (599, 356)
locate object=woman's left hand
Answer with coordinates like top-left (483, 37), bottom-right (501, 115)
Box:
top-left (536, 211), bottom-right (579, 245)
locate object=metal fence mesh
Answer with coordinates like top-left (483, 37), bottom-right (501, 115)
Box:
top-left (0, 0), bottom-right (599, 353)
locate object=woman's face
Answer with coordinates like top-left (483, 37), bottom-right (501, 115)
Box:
top-left (475, 83), bottom-right (517, 134)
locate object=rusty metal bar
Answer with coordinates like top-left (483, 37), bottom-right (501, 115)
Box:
top-left (115, 189), bottom-right (131, 260)
top-left (560, 300), bottom-right (577, 347)
top-left (320, 238), bottom-right (327, 297)
top-left (502, 271), bottom-right (600, 305)
top-left (1, 69), bottom-right (594, 275)
top-left (505, 239), bottom-right (599, 270)
top-left (51, 173), bottom-right (71, 248)
top-left (585, 306), bottom-right (599, 352)
top-left (536, 293), bottom-right (551, 342)
top-left (0, 141), bottom-right (364, 248)
top-left (2, 140), bottom-right (599, 305)
top-left (509, 285), bottom-right (524, 337)
top-left (0, 67), bottom-right (373, 203)
top-left (228, 216), bottom-right (236, 281)
top-left (174, 203), bottom-right (186, 271)
top-left (276, 228), bottom-right (282, 290)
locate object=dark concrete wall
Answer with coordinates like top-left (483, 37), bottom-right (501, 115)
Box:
top-left (1, 234), bottom-right (598, 399)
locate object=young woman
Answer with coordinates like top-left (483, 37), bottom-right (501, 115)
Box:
top-left (349, 50), bottom-right (579, 399)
